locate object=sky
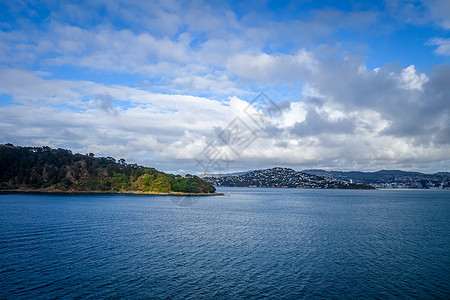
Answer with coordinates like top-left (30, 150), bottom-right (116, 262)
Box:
top-left (0, 0), bottom-right (449, 174)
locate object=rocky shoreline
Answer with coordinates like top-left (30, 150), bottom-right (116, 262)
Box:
top-left (0, 189), bottom-right (224, 196)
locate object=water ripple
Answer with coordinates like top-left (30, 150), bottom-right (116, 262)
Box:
top-left (1, 189), bottom-right (449, 299)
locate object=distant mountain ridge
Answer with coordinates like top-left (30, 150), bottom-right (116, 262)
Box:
top-left (302, 169), bottom-right (450, 189)
top-left (203, 167), bottom-right (375, 189)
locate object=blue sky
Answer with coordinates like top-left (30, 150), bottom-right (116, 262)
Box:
top-left (0, 0), bottom-right (449, 174)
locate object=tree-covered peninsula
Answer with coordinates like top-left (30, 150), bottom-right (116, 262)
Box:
top-left (0, 144), bottom-right (217, 195)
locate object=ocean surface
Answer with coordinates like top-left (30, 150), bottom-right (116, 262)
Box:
top-left (0, 188), bottom-right (449, 299)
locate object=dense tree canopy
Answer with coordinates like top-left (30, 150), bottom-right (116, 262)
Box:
top-left (0, 144), bottom-right (216, 194)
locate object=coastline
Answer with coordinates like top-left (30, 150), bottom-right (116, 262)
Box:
top-left (0, 189), bottom-right (224, 196)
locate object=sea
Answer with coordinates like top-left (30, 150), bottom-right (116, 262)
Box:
top-left (0, 188), bottom-right (449, 299)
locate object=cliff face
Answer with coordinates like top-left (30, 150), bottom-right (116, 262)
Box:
top-left (0, 144), bottom-right (215, 194)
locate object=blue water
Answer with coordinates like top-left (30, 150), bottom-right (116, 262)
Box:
top-left (0, 188), bottom-right (449, 299)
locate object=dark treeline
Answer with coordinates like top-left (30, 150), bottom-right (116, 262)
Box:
top-left (0, 144), bottom-right (215, 194)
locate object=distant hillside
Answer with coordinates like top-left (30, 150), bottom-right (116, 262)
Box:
top-left (0, 144), bottom-right (216, 194)
top-left (302, 169), bottom-right (450, 189)
top-left (199, 171), bottom-right (251, 178)
top-left (203, 167), bottom-right (375, 189)
top-left (435, 172), bottom-right (450, 176)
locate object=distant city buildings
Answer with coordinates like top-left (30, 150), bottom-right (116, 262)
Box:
top-left (204, 167), bottom-right (374, 189)
top-left (204, 168), bottom-right (450, 189)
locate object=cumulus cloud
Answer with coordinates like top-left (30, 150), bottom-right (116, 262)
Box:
top-left (300, 53), bottom-right (448, 146)
top-left (222, 48), bottom-right (449, 172)
top-left (290, 109), bottom-right (356, 137)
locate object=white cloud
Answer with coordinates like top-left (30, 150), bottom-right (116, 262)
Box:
top-left (427, 38), bottom-right (450, 56)
top-left (281, 101), bottom-right (308, 127)
top-left (400, 65), bottom-right (428, 90)
top-left (47, 25), bottom-right (191, 73)
top-left (0, 69), bottom-right (80, 105)
top-left (227, 50), bottom-right (317, 84)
